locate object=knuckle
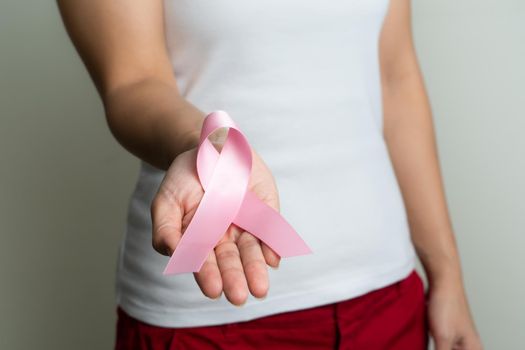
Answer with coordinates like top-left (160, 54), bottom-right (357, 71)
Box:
top-left (216, 249), bottom-right (240, 261)
top-left (237, 236), bottom-right (260, 251)
top-left (243, 259), bottom-right (266, 273)
top-left (435, 332), bottom-right (453, 343)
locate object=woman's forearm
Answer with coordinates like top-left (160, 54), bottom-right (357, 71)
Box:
top-left (103, 78), bottom-right (205, 170)
top-left (382, 69), bottom-right (464, 290)
top-left (378, 4), bottom-right (482, 347)
top-left (56, 0), bottom-right (215, 171)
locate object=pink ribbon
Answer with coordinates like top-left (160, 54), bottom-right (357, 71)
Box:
top-left (163, 110), bottom-right (312, 275)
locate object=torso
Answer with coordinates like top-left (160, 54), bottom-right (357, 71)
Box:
top-left (116, 0), bottom-right (417, 327)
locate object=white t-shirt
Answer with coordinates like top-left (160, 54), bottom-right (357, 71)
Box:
top-left (116, 0), bottom-right (417, 327)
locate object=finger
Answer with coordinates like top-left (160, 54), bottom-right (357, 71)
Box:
top-left (151, 193), bottom-right (183, 256)
top-left (465, 332), bottom-right (483, 350)
top-left (452, 335), bottom-right (464, 350)
top-left (261, 242), bottom-right (281, 268)
top-left (194, 250), bottom-right (223, 299)
top-left (215, 240), bottom-right (249, 306)
top-left (435, 337), bottom-right (455, 350)
top-left (238, 232), bottom-right (269, 298)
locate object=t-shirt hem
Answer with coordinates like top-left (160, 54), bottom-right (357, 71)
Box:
top-left (116, 254), bottom-right (416, 328)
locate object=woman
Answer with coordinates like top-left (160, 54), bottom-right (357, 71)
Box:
top-left (57, 0), bottom-right (482, 349)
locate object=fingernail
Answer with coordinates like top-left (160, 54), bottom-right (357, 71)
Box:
top-left (207, 291), bottom-right (223, 300)
top-left (234, 299), bottom-right (247, 307)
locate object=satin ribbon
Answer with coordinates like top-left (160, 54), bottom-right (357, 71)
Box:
top-left (163, 110), bottom-right (312, 275)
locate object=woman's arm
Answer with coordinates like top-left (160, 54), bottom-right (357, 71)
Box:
top-left (379, 1), bottom-right (482, 349)
top-left (56, 0), bottom-right (280, 305)
top-left (56, 0), bottom-right (205, 170)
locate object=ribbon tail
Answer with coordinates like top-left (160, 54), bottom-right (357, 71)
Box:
top-left (163, 172), bottom-right (248, 274)
top-left (162, 193), bottom-right (234, 275)
top-left (234, 191), bottom-right (312, 257)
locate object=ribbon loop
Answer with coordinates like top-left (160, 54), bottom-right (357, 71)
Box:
top-left (163, 110), bottom-right (312, 275)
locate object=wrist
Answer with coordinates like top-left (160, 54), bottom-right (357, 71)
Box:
top-left (165, 122), bottom-right (230, 166)
top-left (411, 228), bottom-right (466, 290)
top-left (181, 129), bottom-right (201, 150)
top-left (161, 129), bottom-right (200, 169)
top-left (424, 255), bottom-right (465, 292)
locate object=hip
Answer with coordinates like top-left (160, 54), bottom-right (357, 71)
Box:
top-left (115, 269), bottom-right (428, 350)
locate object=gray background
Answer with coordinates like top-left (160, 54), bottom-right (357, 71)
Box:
top-left (1, 1), bottom-right (523, 349)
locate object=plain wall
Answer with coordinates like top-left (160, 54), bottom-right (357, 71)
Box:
top-left (1, 1), bottom-right (523, 349)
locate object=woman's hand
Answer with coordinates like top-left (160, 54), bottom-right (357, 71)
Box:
top-left (427, 279), bottom-right (483, 350)
top-left (151, 142), bottom-right (281, 306)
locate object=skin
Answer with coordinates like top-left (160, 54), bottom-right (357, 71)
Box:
top-left (57, 0), bottom-right (482, 348)
top-left (151, 143), bottom-right (281, 303)
top-left (380, 2), bottom-right (483, 349)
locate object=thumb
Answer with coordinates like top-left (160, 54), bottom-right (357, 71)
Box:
top-left (151, 193), bottom-right (183, 256)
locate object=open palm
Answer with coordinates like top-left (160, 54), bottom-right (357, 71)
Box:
top-left (151, 143), bottom-right (281, 306)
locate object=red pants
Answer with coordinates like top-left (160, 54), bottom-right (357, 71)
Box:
top-left (115, 270), bottom-right (428, 350)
